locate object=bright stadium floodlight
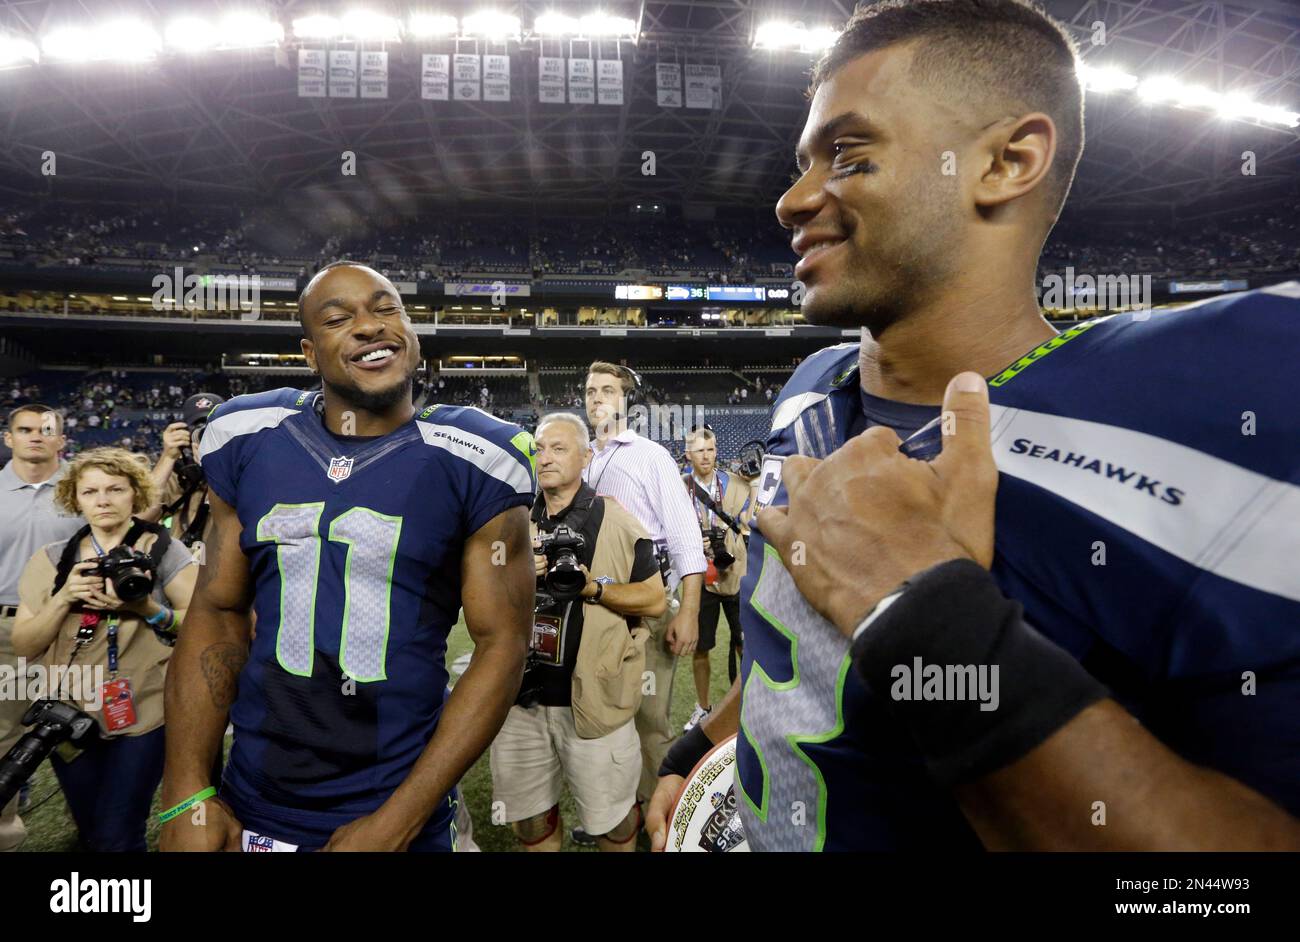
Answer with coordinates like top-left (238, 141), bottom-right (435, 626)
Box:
top-left (44, 20), bottom-right (161, 62)
top-left (1077, 63), bottom-right (1137, 93)
top-left (164, 17), bottom-right (212, 52)
top-left (218, 12), bottom-right (285, 48)
top-left (0, 34), bottom-right (39, 67)
top-left (293, 14), bottom-right (342, 40)
top-left (341, 10), bottom-right (402, 41)
top-left (462, 11), bottom-right (521, 40)
top-left (753, 20), bottom-right (799, 50)
top-left (534, 12), bottom-right (579, 36)
top-left (753, 20), bottom-right (838, 53)
top-left (579, 12), bottom-right (637, 37)
top-left (1137, 75), bottom-right (1182, 104)
top-left (407, 13), bottom-right (459, 38)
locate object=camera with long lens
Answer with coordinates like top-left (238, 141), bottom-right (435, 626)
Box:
top-left (0, 700), bottom-right (99, 808)
top-left (86, 546), bottom-right (156, 602)
top-left (704, 525), bottom-right (736, 570)
top-left (536, 524), bottom-right (587, 602)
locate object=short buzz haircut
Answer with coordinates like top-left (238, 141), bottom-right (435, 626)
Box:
top-left (685, 427), bottom-right (716, 448)
top-left (812, 0), bottom-right (1084, 221)
top-left (296, 260), bottom-right (368, 336)
top-left (7, 403), bottom-right (63, 434)
top-left (536, 412), bottom-right (592, 452)
top-left (55, 446), bottom-right (156, 516)
top-left (586, 361), bottom-right (637, 397)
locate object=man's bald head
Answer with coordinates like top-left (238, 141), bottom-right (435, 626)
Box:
top-left (297, 261), bottom-right (400, 338)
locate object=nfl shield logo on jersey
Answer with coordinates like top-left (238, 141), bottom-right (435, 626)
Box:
top-left (328, 456), bottom-right (354, 483)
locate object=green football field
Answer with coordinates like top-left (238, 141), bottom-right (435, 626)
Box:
top-left (15, 613), bottom-right (740, 853)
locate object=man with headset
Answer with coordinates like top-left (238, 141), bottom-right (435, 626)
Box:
top-left (578, 360), bottom-right (707, 840)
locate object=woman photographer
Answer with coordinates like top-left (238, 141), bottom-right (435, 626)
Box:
top-left (11, 447), bottom-right (197, 852)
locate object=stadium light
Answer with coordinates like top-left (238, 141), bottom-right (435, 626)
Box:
top-left (341, 10), bottom-right (402, 41)
top-left (166, 13), bottom-right (284, 51)
top-left (293, 15), bottom-right (342, 40)
top-left (1076, 63), bottom-right (1137, 93)
top-left (579, 13), bottom-right (637, 38)
top-left (218, 13), bottom-right (285, 48)
top-left (0, 35), bottom-right (39, 67)
top-left (407, 13), bottom-right (459, 38)
top-left (1136, 74), bottom-right (1298, 128)
top-left (164, 17), bottom-right (211, 52)
top-left (44, 20), bottom-right (161, 62)
top-left (753, 20), bottom-right (838, 54)
top-left (534, 12), bottom-right (579, 36)
top-left (462, 11), bottom-right (521, 40)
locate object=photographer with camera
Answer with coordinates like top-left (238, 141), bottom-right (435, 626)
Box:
top-left (489, 413), bottom-right (665, 852)
top-left (142, 393), bottom-right (225, 547)
top-left (681, 427), bottom-right (758, 732)
top-left (8, 447), bottom-right (196, 851)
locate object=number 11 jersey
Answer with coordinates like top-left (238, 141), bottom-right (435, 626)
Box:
top-left (197, 388), bottom-right (535, 843)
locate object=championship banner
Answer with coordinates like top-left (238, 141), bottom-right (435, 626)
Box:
top-left (454, 53), bottom-right (481, 101)
top-left (329, 50), bottom-right (358, 98)
top-left (568, 58), bottom-right (595, 104)
top-left (360, 51), bottom-right (388, 99)
top-left (685, 63), bottom-right (722, 109)
top-left (483, 54), bottom-right (510, 101)
top-left (597, 59), bottom-right (624, 105)
top-left (297, 49), bottom-right (327, 98)
top-left (656, 62), bottom-right (682, 107)
top-left (421, 54), bottom-right (450, 100)
top-left (539, 56), bottom-right (566, 103)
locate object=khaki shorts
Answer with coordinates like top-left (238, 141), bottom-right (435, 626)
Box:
top-left (489, 704), bottom-right (640, 837)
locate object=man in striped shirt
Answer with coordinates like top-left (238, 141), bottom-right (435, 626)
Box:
top-left (581, 361), bottom-right (708, 811)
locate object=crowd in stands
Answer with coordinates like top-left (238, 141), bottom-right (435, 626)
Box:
top-left (4, 199), bottom-right (1296, 289)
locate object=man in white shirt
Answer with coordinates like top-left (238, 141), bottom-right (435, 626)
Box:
top-left (581, 362), bottom-right (708, 813)
top-left (0, 405), bottom-right (84, 850)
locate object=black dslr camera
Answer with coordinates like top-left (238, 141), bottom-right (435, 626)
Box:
top-left (736, 439), bottom-right (765, 479)
top-left (536, 524), bottom-right (587, 602)
top-left (0, 700), bottom-right (99, 808)
top-left (704, 526), bottom-right (736, 570)
top-left (86, 545), bottom-right (156, 602)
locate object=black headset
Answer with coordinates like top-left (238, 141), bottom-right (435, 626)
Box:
top-left (623, 366), bottom-right (644, 410)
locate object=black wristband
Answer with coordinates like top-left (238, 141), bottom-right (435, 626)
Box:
top-left (850, 558), bottom-right (1108, 788)
top-left (658, 723), bottom-right (713, 779)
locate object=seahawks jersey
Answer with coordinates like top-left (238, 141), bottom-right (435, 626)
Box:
top-left (197, 389), bottom-right (535, 845)
top-left (737, 283), bottom-right (1300, 851)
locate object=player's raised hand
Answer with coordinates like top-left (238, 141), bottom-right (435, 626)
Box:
top-left (756, 372), bottom-right (997, 637)
top-left (159, 794), bottom-right (243, 852)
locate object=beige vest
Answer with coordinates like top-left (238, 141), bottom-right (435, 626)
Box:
top-left (531, 497), bottom-right (659, 739)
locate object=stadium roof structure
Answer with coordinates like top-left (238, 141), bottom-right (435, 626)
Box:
top-left (0, 0), bottom-right (1296, 218)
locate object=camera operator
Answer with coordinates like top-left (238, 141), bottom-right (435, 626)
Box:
top-left (681, 427), bottom-right (758, 731)
top-left (0, 405), bottom-right (83, 851)
top-left (489, 413), bottom-right (665, 852)
top-left (142, 393), bottom-right (225, 547)
top-left (9, 447), bottom-right (196, 851)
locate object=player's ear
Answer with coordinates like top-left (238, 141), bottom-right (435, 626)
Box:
top-left (971, 112), bottom-right (1056, 211)
top-left (301, 336), bottom-right (317, 373)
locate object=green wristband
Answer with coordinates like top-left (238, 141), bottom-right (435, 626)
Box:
top-left (158, 786), bottom-right (217, 824)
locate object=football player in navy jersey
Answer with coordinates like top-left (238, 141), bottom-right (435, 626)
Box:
top-left (160, 262), bottom-right (536, 851)
top-left (648, 0), bottom-right (1300, 851)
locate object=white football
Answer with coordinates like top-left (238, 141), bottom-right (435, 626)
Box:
top-left (663, 734), bottom-right (750, 852)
